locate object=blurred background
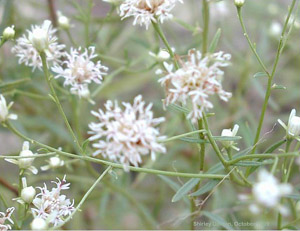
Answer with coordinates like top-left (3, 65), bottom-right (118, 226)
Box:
top-left (0, 0), bottom-right (299, 229)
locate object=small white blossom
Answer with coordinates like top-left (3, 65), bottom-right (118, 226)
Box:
top-left (57, 11), bottom-right (70, 30)
top-left (149, 49), bottom-right (170, 61)
top-left (220, 124), bottom-right (239, 151)
top-left (240, 170), bottom-right (292, 216)
top-left (31, 176), bottom-right (75, 227)
top-left (5, 141), bottom-right (38, 174)
top-left (278, 109), bottom-right (300, 140)
top-left (158, 49), bottom-right (232, 123)
top-left (30, 217), bottom-right (48, 230)
top-left (12, 20), bottom-right (65, 71)
top-left (2, 26), bottom-right (15, 40)
top-left (119, 0), bottom-right (183, 29)
top-left (41, 155), bottom-right (64, 171)
top-left (269, 21), bottom-right (282, 37)
top-left (52, 46), bottom-right (108, 99)
top-left (0, 95), bottom-right (18, 123)
top-left (88, 95), bottom-right (166, 171)
top-left (234, 0), bottom-right (245, 7)
top-left (14, 177), bottom-right (36, 204)
top-left (0, 207), bottom-right (15, 231)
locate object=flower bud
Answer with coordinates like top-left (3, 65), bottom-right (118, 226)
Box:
top-left (21, 186), bottom-right (36, 204)
top-left (31, 218), bottom-right (48, 230)
top-left (220, 124), bottom-right (239, 149)
top-left (19, 149), bottom-right (35, 169)
top-left (157, 50), bottom-right (170, 61)
top-left (57, 12), bottom-right (70, 30)
top-left (288, 114), bottom-right (300, 137)
top-left (49, 156), bottom-right (62, 168)
top-left (234, 0), bottom-right (245, 7)
top-left (3, 26), bottom-right (15, 40)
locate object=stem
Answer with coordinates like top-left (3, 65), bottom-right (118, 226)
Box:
top-left (202, 0), bottom-right (209, 54)
top-left (40, 52), bottom-right (84, 155)
top-left (198, 120), bottom-right (206, 171)
top-left (159, 129), bottom-right (206, 143)
top-left (50, 166), bottom-right (112, 230)
top-left (5, 122), bottom-right (227, 180)
top-left (152, 21), bottom-right (180, 69)
top-left (66, 29), bottom-right (77, 47)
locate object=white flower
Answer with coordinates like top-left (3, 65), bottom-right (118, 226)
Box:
top-left (88, 95), bottom-right (166, 171)
top-left (41, 155), bottom-right (64, 171)
top-left (149, 49), bottom-right (170, 61)
top-left (5, 141), bottom-right (38, 174)
top-left (31, 217), bottom-right (48, 230)
top-left (12, 20), bottom-right (65, 71)
top-left (220, 124), bottom-right (239, 150)
top-left (0, 95), bottom-right (18, 123)
top-left (14, 177), bottom-right (36, 204)
top-left (57, 11), bottom-right (70, 30)
top-left (278, 109), bottom-right (300, 139)
top-left (52, 47), bottom-right (108, 99)
top-left (0, 207), bottom-right (15, 231)
top-left (119, 0), bottom-right (183, 29)
top-left (2, 26), bottom-right (15, 40)
top-left (234, 0), bottom-right (245, 7)
top-left (269, 21), bottom-right (282, 37)
top-left (158, 49), bottom-right (232, 123)
top-left (31, 176), bottom-right (75, 227)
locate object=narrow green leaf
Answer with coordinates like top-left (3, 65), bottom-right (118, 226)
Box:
top-left (202, 211), bottom-right (233, 230)
top-left (179, 136), bottom-right (241, 143)
top-left (172, 178), bottom-right (200, 202)
top-left (253, 72), bottom-right (268, 78)
top-left (209, 28), bottom-right (221, 53)
top-left (0, 78), bottom-right (30, 93)
top-left (190, 180), bottom-right (219, 196)
top-left (233, 160), bottom-right (274, 167)
top-left (168, 103), bottom-right (189, 114)
top-left (271, 84), bottom-right (287, 90)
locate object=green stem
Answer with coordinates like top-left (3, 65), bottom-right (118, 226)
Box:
top-left (50, 166), bottom-right (112, 230)
top-left (66, 29), bottom-right (77, 47)
top-left (159, 129), bottom-right (206, 143)
top-left (202, 0), bottom-right (209, 54)
top-left (152, 21), bottom-right (180, 69)
top-left (40, 52), bottom-right (84, 155)
top-left (5, 122), bottom-right (226, 180)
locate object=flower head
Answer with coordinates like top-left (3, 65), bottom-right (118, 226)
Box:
top-left (234, 0), bottom-right (245, 7)
top-left (57, 11), bottom-right (70, 30)
top-left (14, 177), bottom-right (36, 204)
top-left (220, 124), bottom-right (239, 150)
top-left (0, 95), bottom-right (18, 123)
top-left (149, 49), bottom-right (170, 62)
top-left (158, 49), bottom-right (232, 123)
top-left (12, 20), bottom-right (65, 71)
top-left (278, 109), bottom-right (300, 140)
top-left (31, 217), bottom-right (48, 230)
top-left (52, 47), bottom-right (108, 100)
top-left (41, 155), bottom-right (64, 171)
top-left (88, 95), bottom-right (166, 171)
top-left (0, 207), bottom-right (15, 231)
top-left (31, 176), bottom-right (75, 227)
top-left (2, 26), bottom-right (15, 40)
top-left (5, 141), bottom-right (38, 174)
top-left (120, 0), bottom-right (183, 29)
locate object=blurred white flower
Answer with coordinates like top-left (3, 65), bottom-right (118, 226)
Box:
top-left (269, 21), bottom-right (282, 37)
top-left (149, 49), bottom-right (170, 61)
top-left (30, 217), bottom-right (48, 230)
top-left (220, 124), bottom-right (239, 151)
top-left (158, 49), bottom-right (231, 123)
top-left (12, 20), bottom-right (65, 71)
top-left (2, 25), bottom-right (15, 40)
top-left (31, 176), bottom-right (75, 227)
top-left (0, 95), bottom-right (18, 123)
top-left (14, 177), bottom-right (36, 204)
top-left (0, 207), bottom-right (15, 231)
top-left (57, 11), bottom-right (70, 30)
top-left (5, 141), bottom-right (38, 174)
top-left (88, 95), bottom-right (166, 171)
top-left (234, 0), bottom-right (245, 7)
top-left (119, 0), bottom-right (183, 29)
top-left (211, 1), bottom-right (229, 19)
top-left (278, 109), bottom-right (300, 140)
top-left (41, 155), bottom-right (64, 171)
top-left (52, 47), bottom-right (108, 100)
top-left (240, 170), bottom-right (292, 216)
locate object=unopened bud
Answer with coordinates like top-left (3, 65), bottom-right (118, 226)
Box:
top-left (3, 26), bottom-right (15, 40)
top-left (234, 0), bottom-right (245, 7)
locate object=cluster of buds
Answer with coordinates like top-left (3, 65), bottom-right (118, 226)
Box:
top-left (220, 124), bottom-right (240, 151)
top-left (278, 109), bottom-right (300, 141)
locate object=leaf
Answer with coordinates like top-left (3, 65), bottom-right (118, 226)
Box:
top-left (81, 139), bottom-right (90, 153)
top-left (253, 72), bottom-right (268, 78)
top-left (202, 211), bottom-right (233, 230)
top-left (179, 136), bottom-right (241, 143)
top-left (209, 28), bottom-right (221, 53)
top-left (172, 178), bottom-right (200, 202)
top-left (173, 17), bottom-right (195, 32)
top-left (167, 103), bottom-right (189, 114)
top-left (233, 160), bottom-right (274, 167)
top-left (190, 180), bottom-right (219, 196)
top-left (0, 78), bottom-right (30, 93)
top-left (179, 137), bottom-right (207, 143)
top-left (271, 84), bottom-right (287, 90)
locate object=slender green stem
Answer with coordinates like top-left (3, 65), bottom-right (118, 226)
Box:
top-left (0, 153), bottom-right (56, 159)
top-left (159, 129), bottom-right (206, 143)
top-left (201, 0), bottom-right (209, 54)
top-left (152, 21), bottom-right (180, 69)
top-left (40, 52), bottom-right (84, 155)
top-left (198, 120), bottom-right (206, 171)
top-left (51, 166), bottom-right (112, 230)
top-left (66, 29), bottom-right (77, 47)
top-left (5, 122), bottom-right (226, 180)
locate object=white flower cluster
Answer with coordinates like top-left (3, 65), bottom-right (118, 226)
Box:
top-left (12, 20), bottom-right (65, 71)
top-left (0, 207), bottom-right (15, 231)
top-left (31, 176), bottom-right (74, 227)
top-left (0, 95), bottom-right (17, 123)
top-left (158, 49), bottom-right (232, 123)
top-left (88, 95), bottom-right (166, 170)
top-left (52, 47), bottom-right (108, 99)
top-left (120, 0), bottom-right (183, 29)
top-left (240, 170), bottom-right (292, 216)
